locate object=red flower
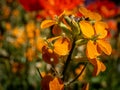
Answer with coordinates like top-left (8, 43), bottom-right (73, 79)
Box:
top-left (19, 0), bottom-right (43, 11)
top-left (87, 0), bottom-right (118, 18)
top-left (19, 0), bottom-right (84, 18)
top-left (39, 0), bottom-right (84, 18)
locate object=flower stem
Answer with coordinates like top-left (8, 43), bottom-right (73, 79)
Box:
top-left (36, 67), bottom-right (43, 79)
top-left (62, 39), bottom-right (75, 81)
top-left (68, 63), bottom-right (87, 85)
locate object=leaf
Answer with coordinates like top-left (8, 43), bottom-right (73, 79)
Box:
top-left (54, 37), bottom-right (71, 56)
top-left (49, 77), bottom-right (64, 90)
top-left (41, 20), bottom-right (56, 29)
top-left (86, 40), bottom-right (100, 59)
top-left (97, 40), bottom-right (112, 55)
top-left (94, 21), bottom-right (108, 39)
top-left (79, 21), bottom-right (94, 38)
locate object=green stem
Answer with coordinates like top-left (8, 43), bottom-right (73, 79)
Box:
top-left (62, 39), bottom-right (75, 81)
top-left (67, 63), bottom-right (87, 85)
top-left (36, 67), bottom-right (43, 79)
top-left (51, 65), bottom-right (59, 76)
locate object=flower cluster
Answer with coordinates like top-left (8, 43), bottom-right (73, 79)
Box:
top-left (39, 7), bottom-right (112, 90)
top-left (0, 0), bottom-right (116, 90)
top-left (87, 0), bottom-right (119, 18)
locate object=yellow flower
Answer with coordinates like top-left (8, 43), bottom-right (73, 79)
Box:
top-left (79, 21), bottom-right (112, 59)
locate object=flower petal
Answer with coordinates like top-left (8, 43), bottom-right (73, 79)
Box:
top-left (82, 83), bottom-right (89, 90)
top-left (41, 20), bottom-right (56, 29)
top-left (97, 40), bottom-right (112, 55)
top-left (47, 36), bottom-right (61, 42)
top-left (42, 46), bottom-right (59, 65)
top-left (88, 12), bottom-right (102, 21)
top-left (94, 21), bottom-right (108, 39)
top-left (41, 75), bottom-right (53, 90)
top-left (36, 37), bottom-right (46, 52)
top-left (79, 7), bottom-right (89, 17)
top-left (92, 59), bottom-right (101, 76)
top-left (79, 7), bottom-right (102, 21)
top-left (79, 21), bottom-right (94, 38)
top-left (86, 40), bottom-right (100, 59)
top-left (54, 37), bottom-right (71, 56)
top-left (49, 77), bottom-right (64, 90)
top-left (90, 59), bottom-right (106, 76)
top-left (52, 25), bottom-right (62, 36)
top-left (100, 61), bottom-right (106, 72)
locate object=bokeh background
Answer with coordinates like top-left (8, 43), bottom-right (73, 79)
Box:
top-left (0, 0), bottom-right (120, 90)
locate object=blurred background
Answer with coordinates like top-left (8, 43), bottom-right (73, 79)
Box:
top-left (0, 0), bottom-right (120, 90)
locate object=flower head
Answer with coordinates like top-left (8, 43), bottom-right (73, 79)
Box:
top-left (79, 20), bottom-right (112, 59)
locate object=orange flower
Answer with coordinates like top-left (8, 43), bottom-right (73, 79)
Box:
top-left (41, 20), bottom-right (57, 29)
top-left (26, 22), bottom-right (36, 39)
top-left (25, 48), bottom-right (35, 61)
top-left (36, 37), bottom-right (46, 52)
top-left (53, 37), bottom-right (71, 56)
top-left (86, 40), bottom-right (100, 59)
top-left (82, 83), bottom-right (89, 90)
top-left (11, 28), bottom-right (26, 47)
top-left (5, 22), bottom-right (11, 31)
top-left (49, 77), bottom-right (64, 90)
top-left (42, 46), bottom-right (59, 65)
top-left (79, 20), bottom-right (112, 59)
top-left (42, 36), bottom-right (71, 64)
top-left (89, 59), bottom-right (106, 76)
top-left (41, 75), bottom-right (64, 90)
top-left (11, 62), bottom-right (24, 73)
top-left (41, 75), bottom-right (53, 90)
top-left (12, 27), bottom-right (23, 37)
top-left (87, 0), bottom-right (118, 18)
top-left (79, 7), bottom-right (102, 21)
